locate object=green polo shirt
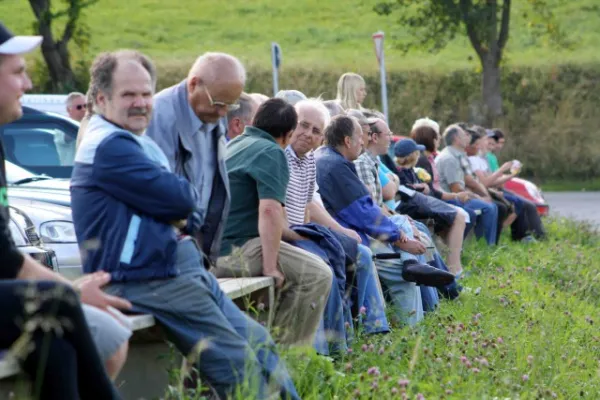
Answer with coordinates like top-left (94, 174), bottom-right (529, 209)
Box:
top-left (486, 152), bottom-right (499, 172)
top-left (220, 126), bottom-right (289, 256)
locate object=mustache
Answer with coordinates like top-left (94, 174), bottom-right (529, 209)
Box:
top-left (128, 108), bottom-right (148, 117)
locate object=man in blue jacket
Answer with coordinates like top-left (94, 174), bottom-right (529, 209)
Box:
top-left (71, 50), bottom-right (299, 400)
top-left (315, 115), bottom-right (454, 325)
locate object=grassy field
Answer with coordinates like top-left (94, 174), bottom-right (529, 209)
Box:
top-left (2, 0), bottom-right (600, 72)
top-left (278, 218), bottom-right (600, 399)
top-left (163, 218), bottom-right (600, 399)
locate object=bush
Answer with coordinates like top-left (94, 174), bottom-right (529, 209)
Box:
top-left (29, 61), bottom-right (600, 180)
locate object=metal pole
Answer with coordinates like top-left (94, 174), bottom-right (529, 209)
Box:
top-left (372, 32), bottom-right (389, 125)
top-left (271, 43), bottom-right (279, 96)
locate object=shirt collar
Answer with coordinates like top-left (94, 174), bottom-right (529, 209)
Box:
top-left (179, 79), bottom-right (226, 138)
top-left (446, 145), bottom-right (466, 158)
top-left (243, 126), bottom-right (278, 144)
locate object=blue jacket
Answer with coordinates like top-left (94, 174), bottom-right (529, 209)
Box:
top-left (314, 146), bottom-right (400, 245)
top-left (71, 115), bottom-right (197, 282)
top-left (145, 80), bottom-right (230, 264)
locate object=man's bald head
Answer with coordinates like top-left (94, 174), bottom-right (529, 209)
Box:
top-left (186, 52), bottom-right (246, 123)
top-left (188, 52), bottom-right (246, 86)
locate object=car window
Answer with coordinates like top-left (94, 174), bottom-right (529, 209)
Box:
top-left (1, 121), bottom-right (77, 178)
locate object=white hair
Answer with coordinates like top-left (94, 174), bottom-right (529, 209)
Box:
top-left (412, 117), bottom-right (440, 135)
top-left (275, 89), bottom-right (307, 106)
top-left (295, 98), bottom-right (331, 130)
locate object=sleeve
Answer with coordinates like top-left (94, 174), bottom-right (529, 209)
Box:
top-left (145, 103), bottom-right (179, 174)
top-left (436, 157), bottom-right (464, 187)
top-left (312, 181), bottom-right (325, 207)
top-left (319, 168), bottom-right (399, 242)
top-left (354, 160), bottom-right (377, 203)
top-left (93, 134), bottom-right (197, 221)
top-left (251, 148), bottom-right (289, 205)
top-left (378, 168), bottom-right (390, 186)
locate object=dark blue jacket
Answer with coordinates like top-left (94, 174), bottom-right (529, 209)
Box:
top-left (71, 116), bottom-right (197, 282)
top-left (314, 146), bottom-right (400, 245)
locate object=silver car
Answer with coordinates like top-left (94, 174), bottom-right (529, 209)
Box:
top-left (6, 161), bottom-right (82, 278)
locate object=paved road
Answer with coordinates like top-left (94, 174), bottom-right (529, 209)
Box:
top-left (544, 192), bottom-right (600, 226)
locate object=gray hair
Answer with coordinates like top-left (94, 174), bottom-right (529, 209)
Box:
top-left (275, 89), bottom-right (307, 106)
top-left (412, 117), bottom-right (440, 135)
top-left (227, 92), bottom-right (255, 122)
top-left (89, 50), bottom-right (156, 100)
top-left (443, 124), bottom-right (462, 147)
top-left (295, 98), bottom-right (331, 130)
top-left (323, 100), bottom-right (345, 118)
top-left (66, 92), bottom-right (85, 107)
top-left (325, 115), bottom-right (357, 148)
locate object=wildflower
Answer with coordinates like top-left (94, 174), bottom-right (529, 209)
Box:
top-left (522, 374), bottom-right (529, 382)
top-left (445, 389), bottom-right (454, 395)
top-left (527, 355), bottom-right (534, 364)
top-left (359, 306), bottom-right (367, 315)
top-left (514, 290), bottom-right (520, 295)
top-left (368, 343), bottom-right (375, 352)
top-left (257, 302), bottom-right (265, 311)
top-left (397, 378), bottom-right (410, 387)
top-left (367, 366), bottom-right (380, 376)
top-left (472, 367), bottom-right (480, 373)
top-left (479, 358), bottom-right (489, 367)
top-left (345, 362), bottom-right (352, 371)
top-left (347, 348), bottom-right (353, 354)
top-left (526, 267), bottom-right (533, 272)
top-left (371, 381), bottom-right (379, 390)
top-left (378, 347), bottom-right (385, 355)
top-left (361, 344), bottom-right (368, 352)
top-left (416, 393), bottom-right (425, 400)
top-left (460, 355), bottom-right (468, 363)
top-left (497, 337), bottom-right (504, 344)
top-left (391, 387), bottom-right (399, 395)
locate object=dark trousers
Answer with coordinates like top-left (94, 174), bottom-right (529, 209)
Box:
top-left (504, 192), bottom-right (546, 240)
top-left (492, 200), bottom-right (509, 244)
top-left (0, 280), bottom-right (119, 400)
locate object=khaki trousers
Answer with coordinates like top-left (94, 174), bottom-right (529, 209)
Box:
top-left (214, 238), bottom-right (333, 347)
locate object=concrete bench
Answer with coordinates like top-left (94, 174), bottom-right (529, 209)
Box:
top-left (0, 276), bottom-right (275, 396)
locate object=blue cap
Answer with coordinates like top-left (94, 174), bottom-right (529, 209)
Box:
top-left (394, 138), bottom-right (425, 157)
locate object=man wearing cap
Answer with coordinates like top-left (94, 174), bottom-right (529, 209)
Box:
top-left (0, 22), bottom-right (131, 398)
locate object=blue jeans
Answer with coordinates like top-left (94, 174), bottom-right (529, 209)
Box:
top-left (463, 199), bottom-right (498, 245)
top-left (412, 221), bottom-right (440, 312)
top-left (446, 199), bottom-right (477, 238)
top-left (353, 244), bottom-right (390, 334)
top-left (105, 239), bottom-right (299, 400)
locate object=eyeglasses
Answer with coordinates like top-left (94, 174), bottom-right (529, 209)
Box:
top-left (203, 85), bottom-right (240, 111)
top-left (72, 104), bottom-right (87, 111)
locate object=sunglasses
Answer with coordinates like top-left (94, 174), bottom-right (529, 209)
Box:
top-left (203, 85), bottom-right (240, 112)
top-left (72, 104), bottom-right (87, 111)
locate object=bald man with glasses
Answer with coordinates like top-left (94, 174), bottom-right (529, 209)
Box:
top-left (145, 52), bottom-right (245, 267)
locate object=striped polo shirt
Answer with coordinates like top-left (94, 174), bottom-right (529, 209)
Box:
top-left (284, 146), bottom-right (316, 226)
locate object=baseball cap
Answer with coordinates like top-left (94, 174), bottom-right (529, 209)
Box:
top-left (0, 22), bottom-right (42, 55)
top-left (275, 89), bottom-right (307, 106)
top-left (394, 138), bottom-right (425, 158)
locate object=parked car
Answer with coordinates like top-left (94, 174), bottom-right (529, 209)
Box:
top-left (8, 204), bottom-right (59, 271)
top-left (6, 161), bottom-right (80, 277)
top-left (0, 106), bottom-right (79, 178)
top-left (20, 94), bottom-right (70, 117)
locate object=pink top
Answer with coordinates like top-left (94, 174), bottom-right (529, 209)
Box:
top-left (428, 153), bottom-right (443, 192)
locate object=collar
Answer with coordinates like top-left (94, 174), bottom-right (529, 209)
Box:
top-left (243, 126), bottom-right (278, 144)
top-left (446, 145), bottom-right (466, 158)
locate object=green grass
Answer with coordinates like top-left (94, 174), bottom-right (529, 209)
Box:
top-left (540, 178), bottom-right (600, 192)
top-left (2, 0), bottom-right (600, 72)
top-left (277, 218), bottom-right (600, 399)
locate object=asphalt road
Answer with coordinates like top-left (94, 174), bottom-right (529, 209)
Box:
top-left (544, 192), bottom-right (600, 226)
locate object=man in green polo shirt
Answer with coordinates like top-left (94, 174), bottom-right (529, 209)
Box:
top-left (485, 129), bottom-right (505, 172)
top-left (215, 98), bottom-right (333, 347)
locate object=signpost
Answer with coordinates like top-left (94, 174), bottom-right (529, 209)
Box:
top-left (372, 31), bottom-right (389, 125)
top-left (271, 42), bottom-right (282, 96)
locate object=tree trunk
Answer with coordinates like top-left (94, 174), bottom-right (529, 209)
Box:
top-left (38, 32), bottom-right (77, 92)
top-left (481, 53), bottom-right (503, 125)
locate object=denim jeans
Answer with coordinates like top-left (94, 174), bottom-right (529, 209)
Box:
top-left (463, 198), bottom-right (499, 245)
top-left (105, 239), bottom-right (299, 400)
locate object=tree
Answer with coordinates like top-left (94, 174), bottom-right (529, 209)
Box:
top-left (28, 0), bottom-right (97, 92)
top-left (374, 0), bottom-right (565, 124)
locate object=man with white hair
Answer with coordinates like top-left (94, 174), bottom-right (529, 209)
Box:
top-left (146, 52), bottom-right (245, 266)
top-left (275, 89), bottom-right (307, 106)
top-left (284, 99), bottom-right (390, 354)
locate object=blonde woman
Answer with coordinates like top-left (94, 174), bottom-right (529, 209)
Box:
top-left (393, 138), bottom-right (466, 276)
top-left (336, 72), bottom-right (367, 110)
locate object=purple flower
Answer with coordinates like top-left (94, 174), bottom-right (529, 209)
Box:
top-left (361, 344), bottom-right (368, 352)
top-left (527, 355), bottom-right (534, 364)
top-left (347, 348), bottom-right (353, 354)
top-left (479, 358), bottom-right (489, 367)
top-left (378, 347), bottom-right (385, 355)
top-left (497, 337), bottom-right (504, 344)
top-left (416, 393), bottom-right (425, 400)
top-left (522, 374), bottom-right (529, 382)
top-left (359, 306), bottom-right (367, 315)
top-left (257, 303), bottom-right (265, 311)
top-left (397, 378), bottom-right (410, 387)
top-left (369, 343), bottom-right (375, 352)
top-left (391, 387), bottom-right (399, 395)
top-left (367, 366), bottom-right (380, 376)
top-left (460, 355), bottom-right (468, 363)
top-left (472, 367), bottom-right (480, 373)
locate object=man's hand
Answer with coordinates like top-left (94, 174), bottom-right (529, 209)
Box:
top-left (500, 161), bottom-right (513, 173)
top-left (342, 227), bottom-right (362, 243)
top-left (413, 183), bottom-right (430, 195)
top-left (74, 271), bottom-right (132, 311)
top-left (394, 238), bottom-right (426, 255)
top-left (263, 268), bottom-right (285, 289)
top-left (394, 230), bottom-right (409, 245)
top-left (456, 191), bottom-right (471, 203)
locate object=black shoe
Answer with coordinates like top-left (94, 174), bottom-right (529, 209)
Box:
top-left (402, 259), bottom-right (455, 287)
